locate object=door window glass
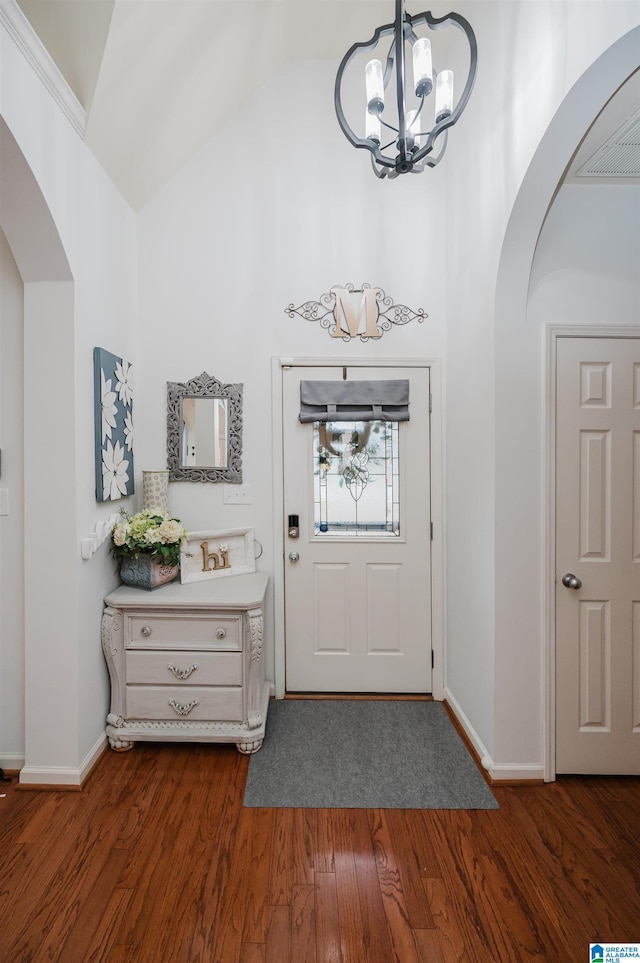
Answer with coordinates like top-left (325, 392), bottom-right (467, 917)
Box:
top-left (313, 420), bottom-right (400, 536)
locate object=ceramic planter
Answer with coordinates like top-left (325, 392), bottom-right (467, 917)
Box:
top-left (119, 555), bottom-right (179, 591)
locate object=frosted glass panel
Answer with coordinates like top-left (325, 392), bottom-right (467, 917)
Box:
top-left (313, 421), bottom-right (400, 536)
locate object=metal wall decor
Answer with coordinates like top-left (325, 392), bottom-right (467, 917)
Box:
top-left (286, 283), bottom-right (426, 342)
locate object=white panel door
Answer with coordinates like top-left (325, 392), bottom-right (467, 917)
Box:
top-left (556, 337), bottom-right (640, 774)
top-left (283, 365), bottom-right (432, 693)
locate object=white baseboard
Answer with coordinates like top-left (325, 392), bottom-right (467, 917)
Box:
top-left (444, 687), bottom-right (492, 768)
top-left (444, 688), bottom-right (544, 782)
top-left (0, 752), bottom-right (25, 772)
top-left (18, 733), bottom-right (107, 787)
top-left (19, 766), bottom-right (83, 787)
top-left (489, 762), bottom-right (546, 781)
top-left (80, 732), bottom-right (108, 783)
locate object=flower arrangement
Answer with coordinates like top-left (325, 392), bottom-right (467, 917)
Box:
top-left (111, 509), bottom-right (188, 568)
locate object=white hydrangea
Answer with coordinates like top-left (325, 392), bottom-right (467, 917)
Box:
top-left (112, 522), bottom-right (129, 547)
top-left (159, 519), bottom-right (185, 544)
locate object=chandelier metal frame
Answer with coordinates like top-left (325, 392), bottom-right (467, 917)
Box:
top-left (334, 0), bottom-right (477, 178)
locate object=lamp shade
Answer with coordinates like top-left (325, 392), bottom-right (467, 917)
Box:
top-left (142, 470), bottom-right (170, 514)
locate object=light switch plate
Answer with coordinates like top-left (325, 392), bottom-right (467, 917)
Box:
top-left (223, 484), bottom-right (252, 505)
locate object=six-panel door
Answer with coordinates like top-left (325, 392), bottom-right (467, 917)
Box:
top-left (556, 337), bottom-right (640, 774)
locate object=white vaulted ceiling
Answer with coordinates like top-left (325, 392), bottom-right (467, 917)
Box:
top-left (13, 1), bottom-right (640, 210)
top-left (16, 0), bottom-right (405, 210)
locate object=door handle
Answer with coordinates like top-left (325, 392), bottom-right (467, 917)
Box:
top-left (561, 573), bottom-right (582, 590)
top-left (288, 552), bottom-right (300, 563)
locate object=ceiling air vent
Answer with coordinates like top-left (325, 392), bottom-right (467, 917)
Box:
top-left (576, 107), bottom-right (640, 177)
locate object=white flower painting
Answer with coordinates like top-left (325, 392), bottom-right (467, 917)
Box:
top-left (100, 369), bottom-right (118, 443)
top-left (124, 410), bottom-right (134, 452)
top-left (102, 439), bottom-right (130, 500)
top-left (115, 359), bottom-right (134, 407)
top-left (94, 347), bottom-right (135, 501)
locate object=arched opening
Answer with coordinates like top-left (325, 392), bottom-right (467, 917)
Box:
top-left (492, 27), bottom-right (640, 781)
top-left (0, 118), bottom-right (75, 778)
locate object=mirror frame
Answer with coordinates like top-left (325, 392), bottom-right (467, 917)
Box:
top-left (167, 371), bottom-right (243, 483)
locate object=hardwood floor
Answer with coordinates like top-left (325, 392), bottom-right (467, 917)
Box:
top-left (1, 743), bottom-right (638, 962)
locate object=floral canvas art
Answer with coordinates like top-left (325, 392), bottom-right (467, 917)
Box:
top-left (93, 347), bottom-right (134, 501)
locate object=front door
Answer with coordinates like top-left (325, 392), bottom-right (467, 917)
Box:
top-left (283, 364), bottom-right (432, 693)
top-left (555, 336), bottom-right (640, 774)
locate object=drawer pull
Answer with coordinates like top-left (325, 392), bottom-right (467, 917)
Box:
top-left (216, 628), bottom-right (227, 639)
top-left (167, 662), bottom-right (199, 680)
top-left (168, 698), bottom-right (199, 716)
top-left (140, 626), bottom-right (152, 638)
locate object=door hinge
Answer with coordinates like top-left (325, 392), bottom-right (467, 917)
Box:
top-left (429, 392), bottom-right (432, 412)
top-left (430, 521), bottom-right (434, 540)
top-left (431, 650), bottom-right (435, 669)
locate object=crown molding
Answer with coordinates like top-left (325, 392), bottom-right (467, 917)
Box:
top-left (0, 0), bottom-right (86, 137)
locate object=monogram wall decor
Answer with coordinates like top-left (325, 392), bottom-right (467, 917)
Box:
top-left (285, 283), bottom-right (426, 342)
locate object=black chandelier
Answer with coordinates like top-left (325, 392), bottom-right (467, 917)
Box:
top-left (334, 0), bottom-right (477, 178)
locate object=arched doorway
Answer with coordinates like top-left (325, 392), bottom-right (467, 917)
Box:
top-left (493, 27), bottom-right (640, 780)
top-left (0, 118), bottom-right (74, 777)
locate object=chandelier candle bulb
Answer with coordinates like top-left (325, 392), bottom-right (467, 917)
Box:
top-left (365, 108), bottom-right (381, 144)
top-left (435, 69), bottom-right (454, 121)
top-left (405, 110), bottom-right (420, 149)
top-left (365, 59), bottom-right (384, 112)
top-left (413, 37), bottom-right (433, 96)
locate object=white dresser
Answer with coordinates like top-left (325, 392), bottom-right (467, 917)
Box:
top-left (102, 572), bottom-right (270, 754)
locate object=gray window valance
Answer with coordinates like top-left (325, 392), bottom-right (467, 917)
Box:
top-left (299, 379), bottom-right (410, 423)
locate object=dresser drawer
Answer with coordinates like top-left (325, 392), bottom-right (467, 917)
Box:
top-left (126, 614), bottom-right (241, 650)
top-left (125, 650), bottom-right (242, 686)
top-left (126, 685), bottom-right (243, 722)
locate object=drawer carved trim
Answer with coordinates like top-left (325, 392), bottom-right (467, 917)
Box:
top-left (167, 662), bottom-right (199, 680)
top-left (101, 608), bottom-right (123, 659)
top-left (249, 612), bottom-right (263, 663)
top-left (130, 719), bottom-right (243, 732)
top-left (168, 698), bottom-right (199, 716)
top-left (247, 710), bottom-right (263, 730)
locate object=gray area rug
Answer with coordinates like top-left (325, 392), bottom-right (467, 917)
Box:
top-left (243, 700), bottom-right (498, 809)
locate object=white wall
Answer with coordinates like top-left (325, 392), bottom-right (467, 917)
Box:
top-left (528, 185), bottom-right (640, 325)
top-left (442, 3), bottom-right (639, 777)
top-left (493, 25), bottom-right (639, 778)
top-left (2, 0), bottom-right (638, 782)
top-left (0, 229), bottom-right (25, 770)
top-left (0, 16), bottom-right (138, 781)
top-left (137, 59), bottom-right (449, 683)
top-left (137, 5), bottom-right (640, 780)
